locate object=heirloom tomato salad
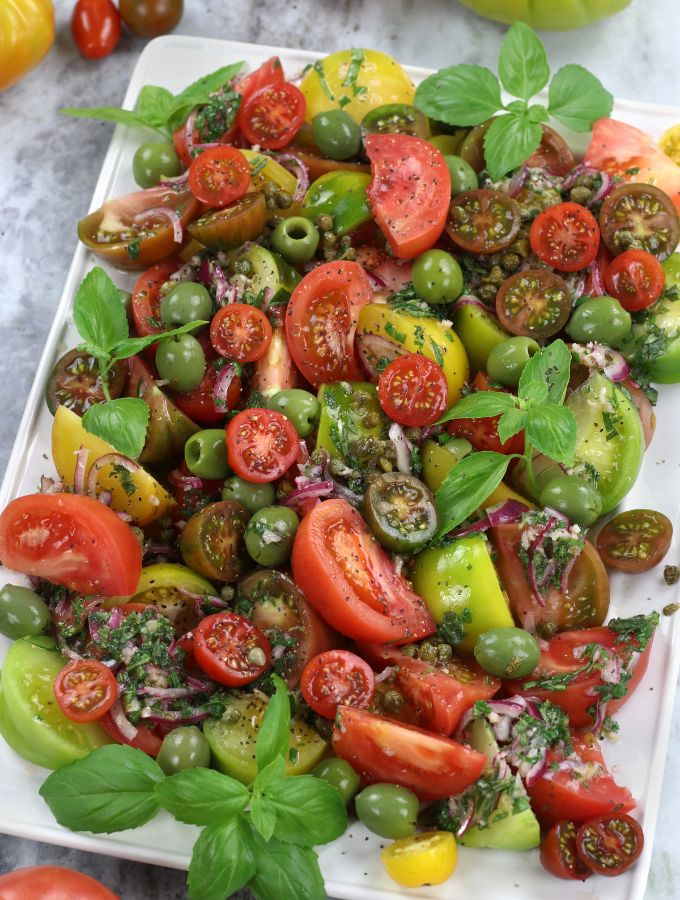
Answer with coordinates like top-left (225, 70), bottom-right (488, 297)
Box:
top-left (1, 24), bottom-right (680, 899)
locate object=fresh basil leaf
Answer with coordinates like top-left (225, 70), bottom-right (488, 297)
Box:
top-left (266, 775), bottom-right (347, 847)
top-left (435, 451), bottom-right (514, 538)
top-left (414, 65), bottom-right (502, 127)
top-left (60, 106), bottom-right (161, 133)
top-left (137, 85), bottom-right (175, 130)
top-left (483, 113), bottom-right (543, 181)
top-left (497, 408), bottom-right (527, 445)
top-left (548, 64), bottom-right (613, 132)
top-left (39, 745), bottom-right (163, 834)
top-left (521, 382), bottom-right (550, 406)
top-left (111, 320), bottom-right (208, 361)
top-left (498, 21), bottom-right (550, 101)
top-left (82, 397), bottom-right (150, 459)
top-left (524, 405), bottom-right (577, 466)
top-left (72, 267), bottom-right (129, 354)
top-left (249, 833), bottom-right (326, 900)
top-left (437, 390), bottom-right (517, 424)
top-left (518, 340), bottom-right (571, 406)
top-left (528, 104), bottom-right (550, 124)
top-left (253, 755), bottom-right (286, 793)
top-left (187, 816), bottom-right (255, 900)
top-left (155, 768), bottom-right (249, 826)
top-left (175, 62), bottom-right (245, 106)
top-left (250, 796), bottom-right (278, 841)
top-left (255, 674), bottom-right (290, 772)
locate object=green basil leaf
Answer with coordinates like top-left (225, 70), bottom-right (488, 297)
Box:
top-left (518, 339), bottom-right (571, 406)
top-left (253, 755), bottom-right (286, 794)
top-left (255, 674), bottom-right (290, 772)
top-left (497, 408), bottom-right (527, 445)
top-left (72, 267), bottom-right (129, 354)
top-left (249, 833), bottom-right (326, 900)
top-left (60, 106), bottom-right (162, 134)
top-left (187, 816), bottom-right (255, 900)
top-left (155, 768), bottom-right (249, 826)
top-left (521, 382), bottom-right (550, 406)
top-left (498, 21), bottom-right (550, 101)
top-left (524, 405), bottom-right (577, 466)
top-left (437, 390), bottom-right (517, 424)
top-left (137, 85), bottom-right (175, 130)
top-left (483, 113), bottom-right (542, 181)
top-left (39, 745), bottom-right (163, 834)
top-left (82, 397), bottom-right (150, 459)
top-left (250, 796), bottom-right (278, 841)
top-left (528, 104), bottom-right (550, 124)
top-left (175, 62), bottom-right (245, 106)
top-left (414, 65), bottom-right (502, 126)
top-left (548, 64), bottom-right (614, 132)
top-left (435, 451), bottom-right (514, 537)
top-left (266, 775), bottom-right (347, 847)
top-left (111, 320), bottom-right (208, 361)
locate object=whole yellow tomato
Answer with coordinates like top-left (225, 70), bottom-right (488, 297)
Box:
top-left (0, 0), bottom-right (54, 92)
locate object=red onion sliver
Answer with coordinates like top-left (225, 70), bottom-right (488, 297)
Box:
top-left (86, 453), bottom-right (140, 499)
top-left (561, 164), bottom-right (600, 191)
top-left (587, 171), bottom-right (613, 206)
top-left (109, 697), bottom-right (138, 741)
top-left (73, 446), bottom-right (88, 495)
top-left (450, 294), bottom-right (493, 315)
top-left (275, 153), bottom-right (310, 203)
top-left (524, 750), bottom-right (548, 787)
top-left (213, 361), bottom-right (239, 413)
top-left (388, 422), bottom-right (412, 475)
top-left (168, 468), bottom-right (203, 491)
top-left (108, 607), bottom-right (122, 630)
top-left (486, 500), bottom-right (530, 527)
top-left (508, 165), bottom-right (528, 198)
top-left (134, 206), bottom-right (183, 244)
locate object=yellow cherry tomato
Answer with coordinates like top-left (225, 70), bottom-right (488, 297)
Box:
top-left (660, 124), bottom-right (680, 166)
top-left (0, 0), bottom-right (54, 92)
top-left (300, 49), bottom-right (415, 123)
top-left (381, 831), bottom-right (458, 888)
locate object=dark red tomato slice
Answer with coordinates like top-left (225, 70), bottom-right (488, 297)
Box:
top-left (285, 260), bottom-right (372, 387)
top-left (0, 493), bottom-right (142, 596)
top-left (526, 125), bottom-right (576, 177)
top-left (541, 821), bottom-right (593, 881)
top-left (0, 865), bottom-right (119, 900)
top-left (365, 133), bottom-right (451, 260)
top-left (234, 56), bottom-right (285, 104)
top-left (604, 248), bottom-right (666, 311)
top-left (53, 659), bottom-right (117, 724)
top-left (194, 611), bottom-right (271, 686)
top-left (188, 146), bottom-right (251, 207)
top-left (291, 499), bottom-right (436, 644)
top-left (226, 408), bottom-right (299, 483)
top-left (131, 259), bottom-right (180, 338)
top-left (238, 82), bottom-right (305, 151)
top-left (511, 625), bottom-right (654, 728)
top-left (446, 188), bottom-right (521, 255)
top-left (301, 650), bottom-right (375, 719)
top-left (99, 710), bottom-right (163, 757)
top-left (249, 324), bottom-right (302, 399)
top-left (596, 508), bottom-right (672, 572)
top-left (599, 182), bottom-right (680, 260)
top-left (210, 302), bottom-right (273, 363)
top-left (171, 330), bottom-right (241, 425)
top-left (71, 0), bottom-right (121, 59)
top-left (332, 705), bottom-right (486, 801)
top-left (576, 814), bottom-right (644, 876)
top-left (529, 202), bottom-right (600, 273)
top-left (377, 353), bottom-right (448, 427)
top-left (446, 371), bottom-right (524, 454)
top-left (496, 269), bottom-right (572, 340)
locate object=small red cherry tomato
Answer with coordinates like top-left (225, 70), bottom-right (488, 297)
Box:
top-left (235, 56), bottom-right (285, 103)
top-left (226, 408), bottom-right (299, 483)
top-left (529, 202), bottom-right (600, 273)
top-left (131, 259), bottom-right (180, 339)
top-left (378, 353), bottom-right (448, 427)
top-left (540, 820), bottom-right (593, 881)
top-left (71, 0), bottom-right (121, 59)
top-left (210, 303), bottom-right (273, 363)
top-left (238, 82), bottom-right (306, 151)
top-left (576, 814), bottom-right (644, 876)
top-left (604, 249), bottom-right (666, 311)
top-left (188, 146), bottom-right (251, 207)
top-left (99, 711), bottom-right (163, 756)
top-left (194, 611), bottom-right (271, 686)
top-left (301, 650), bottom-right (375, 719)
top-left (53, 659), bottom-right (118, 723)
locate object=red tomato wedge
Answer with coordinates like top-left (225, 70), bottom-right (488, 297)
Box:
top-left (0, 493), bottom-right (142, 596)
top-left (332, 706), bottom-right (486, 801)
top-left (301, 650), bottom-right (375, 719)
top-left (234, 56), bottom-right (285, 104)
top-left (291, 499), bottom-right (436, 645)
top-left (131, 258), bottom-right (180, 339)
top-left (238, 82), bottom-right (306, 151)
top-left (365, 133), bottom-right (451, 260)
top-left (285, 260), bottom-right (372, 387)
top-left (99, 711), bottom-right (163, 757)
top-left (584, 118), bottom-right (680, 214)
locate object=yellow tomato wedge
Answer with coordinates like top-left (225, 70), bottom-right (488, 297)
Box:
top-left (660, 124), bottom-right (680, 166)
top-left (239, 149), bottom-right (298, 195)
top-left (381, 831), bottom-right (458, 888)
top-left (52, 406), bottom-right (174, 525)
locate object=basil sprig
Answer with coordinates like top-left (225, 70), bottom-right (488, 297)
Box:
top-left (414, 22), bottom-right (613, 180)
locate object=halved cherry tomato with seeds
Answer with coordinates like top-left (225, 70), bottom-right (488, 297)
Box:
top-left (188, 146), bottom-right (251, 207)
top-left (238, 82), bottom-right (306, 151)
top-left (596, 508), bottom-right (672, 573)
top-left (188, 192), bottom-right (267, 252)
top-left (226, 408), bottom-right (299, 483)
top-left (446, 189), bottom-right (521, 255)
top-left (496, 269), bottom-right (571, 340)
top-left (301, 650), bottom-right (375, 719)
top-left (599, 183), bottom-right (680, 261)
top-left (194, 611), bottom-right (271, 686)
top-left (131, 259), bottom-right (180, 338)
top-left (377, 353), bottom-right (448, 427)
top-left (526, 125), bottom-right (576, 177)
top-left (235, 56), bottom-right (285, 104)
top-left (529, 202), bottom-right (600, 273)
top-left (179, 500), bottom-right (249, 582)
top-left (604, 249), bottom-right (666, 311)
top-left (576, 814), bottom-right (644, 876)
top-left (210, 303), bottom-right (273, 363)
top-left (53, 659), bottom-right (118, 723)
top-left (46, 349), bottom-right (126, 417)
top-left (541, 821), bottom-right (592, 881)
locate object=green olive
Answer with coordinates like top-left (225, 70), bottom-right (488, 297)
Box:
top-left (486, 336), bottom-right (541, 388)
top-left (538, 474), bottom-right (603, 527)
top-left (271, 217), bottom-right (320, 265)
top-left (160, 281), bottom-right (213, 328)
top-left (566, 296), bottom-right (632, 346)
top-left (355, 783), bottom-right (419, 840)
top-left (185, 429), bottom-right (231, 480)
top-left (132, 141), bottom-right (181, 189)
top-left (221, 477), bottom-right (276, 514)
top-left (429, 133), bottom-right (465, 156)
top-left (244, 506), bottom-right (300, 566)
top-left (312, 109), bottom-right (362, 161)
top-left (0, 584), bottom-right (50, 640)
top-left (312, 757), bottom-right (360, 804)
top-left (266, 389), bottom-right (320, 437)
top-left (361, 103), bottom-right (430, 140)
top-left (156, 726), bottom-right (211, 775)
top-left (474, 627), bottom-right (540, 679)
top-left (364, 472), bottom-right (438, 552)
top-left (411, 249), bottom-right (464, 304)
top-left (155, 333), bottom-right (206, 392)
top-left (444, 154), bottom-right (479, 195)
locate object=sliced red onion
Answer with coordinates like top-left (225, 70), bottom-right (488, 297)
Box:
top-left (109, 697), bottom-right (138, 741)
top-left (566, 272), bottom-right (586, 304)
top-left (98, 490), bottom-right (112, 506)
top-left (388, 422), bottom-right (412, 475)
top-left (374, 666), bottom-right (398, 684)
top-left (40, 475), bottom-right (64, 494)
top-left (592, 698), bottom-right (607, 732)
top-left (275, 153), bottom-right (310, 203)
top-left (492, 715), bottom-right (513, 743)
top-left (213, 361), bottom-right (239, 412)
top-left (138, 685), bottom-right (194, 700)
top-left (283, 480), bottom-right (335, 509)
top-left (177, 586), bottom-right (208, 602)
top-left (186, 675), bottom-right (213, 691)
top-left (489, 697), bottom-right (536, 719)
top-left (158, 171), bottom-right (190, 188)
top-left (450, 294), bottom-right (492, 315)
top-left (144, 543), bottom-right (179, 559)
top-left (570, 342), bottom-right (631, 382)
top-left (134, 207), bottom-right (182, 244)
top-left (356, 332), bottom-right (406, 380)
top-left (73, 446), bottom-right (88, 495)
top-left (486, 500), bottom-right (530, 527)
top-left (86, 453), bottom-right (139, 499)
top-left (447, 516), bottom-right (493, 540)
top-left (508, 165), bottom-right (528, 198)
top-left (298, 440), bottom-right (310, 465)
top-left (88, 614), bottom-right (101, 642)
top-left (108, 607), bottom-right (122, 630)
top-left (168, 469), bottom-right (203, 491)
top-left (524, 750), bottom-right (548, 787)
top-left (363, 268), bottom-right (387, 291)
top-left (456, 799), bottom-right (475, 838)
top-left (559, 551), bottom-right (580, 592)
top-left (537, 558), bottom-right (559, 588)
top-left (586, 260), bottom-right (606, 296)
top-left (587, 171), bottom-right (613, 206)
top-left (213, 264), bottom-right (234, 306)
top-left (561, 164), bottom-right (600, 191)
top-left (140, 707), bottom-right (210, 725)
top-left (57, 632), bottom-right (82, 661)
top-left (602, 654), bottom-right (622, 684)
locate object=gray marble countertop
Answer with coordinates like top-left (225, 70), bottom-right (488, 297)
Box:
top-left (1, 0), bottom-right (679, 897)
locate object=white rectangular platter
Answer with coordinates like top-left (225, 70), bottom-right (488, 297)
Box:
top-left (1, 33), bottom-right (680, 900)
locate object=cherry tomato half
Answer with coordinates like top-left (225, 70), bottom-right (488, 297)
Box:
top-left (599, 182), bottom-right (680, 261)
top-left (171, 330), bottom-right (242, 425)
top-left (131, 259), bottom-right (180, 339)
top-left (446, 189), bottom-right (521, 255)
top-left (378, 353), bottom-right (448, 427)
top-left (194, 611), bottom-right (271, 686)
top-left (604, 249), bottom-right (666, 311)
top-left (596, 508), bottom-right (672, 573)
top-left (99, 710), bottom-right (163, 756)
top-left (529, 202), bottom-right (600, 273)
top-left (301, 649), bottom-right (375, 719)
top-left (238, 82), bottom-right (306, 151)
top-left (496, 269), bottom-right (571, 340)
top-left (235, 56), bottom-right (285, 104)
top-left (525, 125), bottom-right (576, 177)
top-left (576, 814), bottom-right (644, 877)
top-left (188, 146), bottom-right (251, 207)
top-left (540, 821), bottom-right (592, 881)
top-left (226, 408), bottom-right (299, 483)
top-left (210, 303), bottom-right (273, 363)
top-left (446, 371), bottom-right (524, 454)
top-left (53, 659), bottom-right (118, 724)
top-left (71, 0), bottom-right (121, 59)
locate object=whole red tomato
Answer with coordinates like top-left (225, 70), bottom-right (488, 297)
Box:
top-left (71, 0), bottom-right (121, 59)
top-left (0, 866), bottom-right (118, 899)
top-left (119, 0), bottom-right (183, 37)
